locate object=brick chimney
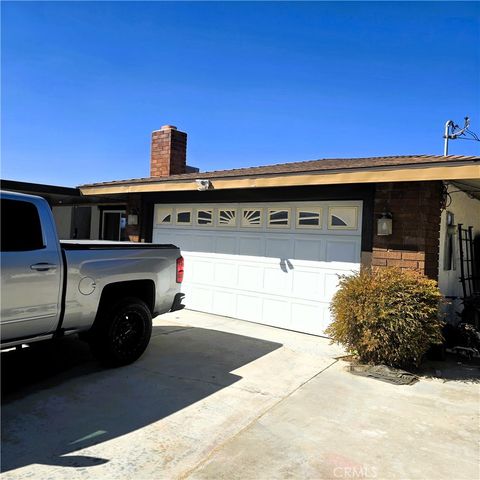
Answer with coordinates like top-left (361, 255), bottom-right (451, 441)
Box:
top-left (150, 125), bottom-right (187, 177)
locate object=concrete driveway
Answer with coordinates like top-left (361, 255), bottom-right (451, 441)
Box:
top-left (1, 310), bottom-right (479, 480)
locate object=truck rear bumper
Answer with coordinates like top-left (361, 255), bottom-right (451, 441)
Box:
top-left (170, 292), bottom-right (185, 312)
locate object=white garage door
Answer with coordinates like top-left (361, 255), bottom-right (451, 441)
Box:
top-left (152, 201), bottom-right (362, 336)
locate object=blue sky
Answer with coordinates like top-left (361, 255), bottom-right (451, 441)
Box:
top-left (2, 1), bottom-right (479, 187)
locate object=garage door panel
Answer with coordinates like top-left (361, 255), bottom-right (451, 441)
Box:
top-left (153, 200), bottom-right (361, 336)
top-left (325, 239), bottom-right (358, 263)
top-left (238, 236), bottom-right (264, 256)
top-left (214, 262), bottom-right (238, 284)
top-left (193, 235), bottom-right (216, 253)
top-left (291, 270), bottom-right (322, 298)
top-left (237, 294), bottom-right (263, 322)
top-left (212, 290), bottom-right (237, 317)
top-left (293, 238), bottom-right (324, 261)
top-left (264, 266), bottom-right (291, 294)
top-left (187, 286), bottom-right (213, 312)
top-left (322, 307), bottom-right (334, 332)
top-left (238, 265), bottom-right (263, 291)
top-left (324, 272), bottom-right (342, 300)
top-left (215, 236), bottom-right (237, 254)
top-left (291, 302), bottom-right (325, 336)
top-left (191, 260), bottom-right (215, 283)
top-left (265, 237), bottom-right (294, 259)
top-left (263, 299), bottom-right (290, 328)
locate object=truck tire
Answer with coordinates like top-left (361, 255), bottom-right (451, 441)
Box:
top-left (89, 297), bottom-right (152, 367)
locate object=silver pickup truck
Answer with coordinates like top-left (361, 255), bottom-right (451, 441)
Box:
top-left (0, 190), bottom-right (184, 366)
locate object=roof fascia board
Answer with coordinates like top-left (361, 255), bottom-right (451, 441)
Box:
top-left (80, 164), bottom-right (480, 196)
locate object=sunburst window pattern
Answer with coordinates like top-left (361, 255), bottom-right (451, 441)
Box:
top-left (241, 209), bottom-right (263, 227)
top-left (197, 209), bottom-right (213, 225)
top-left (218, 209), bottom-right (236, 226)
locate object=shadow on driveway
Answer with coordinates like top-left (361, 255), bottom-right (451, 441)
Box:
top-left (1, 325), bottom-right (282, 473)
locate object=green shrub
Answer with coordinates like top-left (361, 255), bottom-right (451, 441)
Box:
top-left (325, 267), bottom-right (444, 368)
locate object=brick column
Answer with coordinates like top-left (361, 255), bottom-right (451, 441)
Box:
top-left (371, 181), bottom-right (443, 279)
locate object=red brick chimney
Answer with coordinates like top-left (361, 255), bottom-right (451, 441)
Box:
top-left (150, 125), bottom-right (187, 177)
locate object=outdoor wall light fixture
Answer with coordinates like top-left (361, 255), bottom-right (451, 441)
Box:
top-left (377, 211), bottom-right (393, 236)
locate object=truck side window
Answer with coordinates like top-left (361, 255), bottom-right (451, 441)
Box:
top-left (1, 199), bottom-right (45, 251)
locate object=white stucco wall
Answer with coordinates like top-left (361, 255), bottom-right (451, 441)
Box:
top-left (52, 206), bottom-right (72, 239)
top-left (438, 184), bottom-right (480, 322)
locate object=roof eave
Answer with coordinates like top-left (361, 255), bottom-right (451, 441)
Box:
top-left (80, 163), bottom-right (480, 196)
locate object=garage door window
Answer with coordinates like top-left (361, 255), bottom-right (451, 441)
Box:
top-left (296, 208), bottom-right (322, 228)
top-left (156, 208), bottom-right (173, 225)
top-left (176, 209), bottom-right (192, 225)
top-left (218, 209), bottom-right (237, 227)
top-left (241, 208), bottom-right (263, 227)
top-left (328, 206), bottom-right (358, 230)
top-left (197, 209), bottom-right (213, 226)
top-left (267, 208), bottom-right (290, 228)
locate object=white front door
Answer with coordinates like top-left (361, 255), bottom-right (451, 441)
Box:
top-left (153, 201), bottom-right (362, 336)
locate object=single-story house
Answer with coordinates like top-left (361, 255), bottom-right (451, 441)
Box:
top-left (3, 125), bottom-right (479, 335)
top-left (75, 125), bottom-right (480, 334)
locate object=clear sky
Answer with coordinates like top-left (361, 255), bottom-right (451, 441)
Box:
top-left (2, 1), bottom-right (479, 187)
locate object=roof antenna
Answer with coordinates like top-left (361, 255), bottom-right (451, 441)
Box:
top-left (443, 116), bottom-right (480, 156)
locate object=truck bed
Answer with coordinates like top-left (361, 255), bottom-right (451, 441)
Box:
top-left (60, 240), bottom-right (177, 250)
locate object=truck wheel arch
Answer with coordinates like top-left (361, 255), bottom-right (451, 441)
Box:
top-left (95, 280), bottom-right (156, 322)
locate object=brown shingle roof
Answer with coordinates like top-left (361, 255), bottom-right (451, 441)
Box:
top-left (79, 154), bottom-right (479, 187)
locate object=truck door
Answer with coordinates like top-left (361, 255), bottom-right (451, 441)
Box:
top-left (0, 196), bottom-right (63, 342)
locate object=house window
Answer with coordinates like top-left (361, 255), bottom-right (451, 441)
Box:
top-left (218, 209), bottom-right (236, 227)
top-left (296, 208), bottom-right (322, 228)
top-left (156, 207), bottom-right (173, 225)
top-left (176, 208), bottom-right (192, 225)
top-left (267, 208), bottom-right (290, 228)
top-left (241, 208), bottom-right (263, 227)
top-left (197, 209), bottom-right (213, 226)
top-left (328, 206), bottom-right (358, 230)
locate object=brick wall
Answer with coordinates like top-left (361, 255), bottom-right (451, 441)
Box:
top-left (371, 181), bottom-right (443, 279)
top-left (150, 125), bottom-right (187, 177)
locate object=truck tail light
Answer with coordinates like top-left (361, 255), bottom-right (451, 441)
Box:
top-left (176, 256), bottom-right (184, 283)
